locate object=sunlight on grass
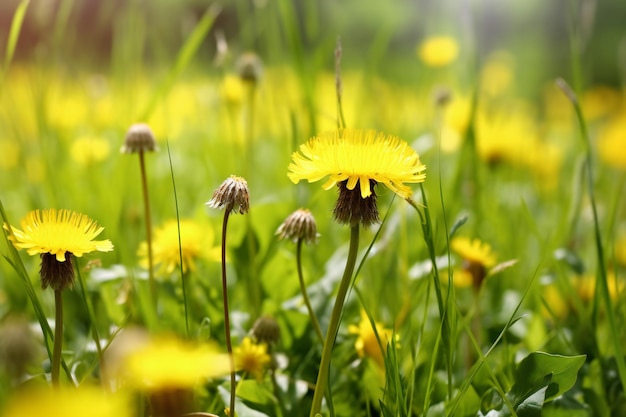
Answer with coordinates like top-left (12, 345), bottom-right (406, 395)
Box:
top-left (1, 1), bottom-right (625, 416)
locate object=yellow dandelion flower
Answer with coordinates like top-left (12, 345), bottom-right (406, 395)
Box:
top-left (4, 209), bottom-right (113, 290)
top-left (417, 36), bottom-right (459, 67)
top-left (2, 386), bottom-right (132, 417)
top-left (70, 135), bottom-right (111, 166)
top-left (234, 336), bottom-right (270, 380)
top-left (138, 219), bottom-right (220, 276)
top-left (451, 236), bottom-right (496, 290)
top-left (288, 128), bottom-right (426, 199)
top-left (4, 209), bottom-right (113, 262)
top-left (124, 336), bottom-right (230, 390)
top-left (348, 310), bottom-right (397, 369)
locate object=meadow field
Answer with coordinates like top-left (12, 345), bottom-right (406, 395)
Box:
top-left (0, 1), bottom-right (625, 416)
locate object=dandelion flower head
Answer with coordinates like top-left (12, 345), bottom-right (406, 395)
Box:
top-left (451, 236), bottom-right (496, 290)
top-left (451, 236), bottom-right (496, 269)
top-left (348, 310), bottom-right (397, 369)
top-left (4, 209), bottom-right (113, 262)
top-left (288, 128), bottom-right (426, 199)
top-left (234, 337), bottom-right (271, 380)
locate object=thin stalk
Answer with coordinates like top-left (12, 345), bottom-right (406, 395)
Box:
top-left (310, 224), bottom-right (360, 417)
top-left (296, 238), bottom-right (324, 344)
top-left (138, 150), bottom-right (156, 307)
top-left (167, 141), bottom-right (189, 338)
top-left (75, 264), bottom-right (104, 373)
top-left (220, 211), bottom-right (236, 416)
top-left (52, 289), bottom-right (63, 387)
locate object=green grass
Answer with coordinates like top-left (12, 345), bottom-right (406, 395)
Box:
top-left (0, 1), bottom-right (625, 416)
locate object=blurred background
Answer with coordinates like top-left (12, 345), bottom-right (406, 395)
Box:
top-left (1, 0), bottom-right (625, 91)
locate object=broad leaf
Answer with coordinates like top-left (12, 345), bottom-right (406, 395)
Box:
top-left (510, 352), bottom-right (586, 403)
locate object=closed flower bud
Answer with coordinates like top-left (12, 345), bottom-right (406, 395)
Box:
top-left (206, 175), bottom-right (250, 215)
top-left (276, 209), bottom-right (318, 244)
top-left (121, 123), bottom-right (158, 153)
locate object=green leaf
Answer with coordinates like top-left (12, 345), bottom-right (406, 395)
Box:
top-left (236, 379), bottom-right (277, 406)
top-left (510, 352), bottom-right (586, 404)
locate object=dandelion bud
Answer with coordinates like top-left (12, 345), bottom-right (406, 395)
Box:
top-left (0, 317), bottom-right (39, 380)
top-left (121, 123), bottom-right (158, 153)
top-left (432, 85), bottom-right (452, 108)
top-left (206, 175), bottom-right (250, 214)
top-left (276, 209), bottom-right (318, 244)
top-left (236, 52), bottom-right (263, 84)
top-left (251, 315), bottom-right (280, 346)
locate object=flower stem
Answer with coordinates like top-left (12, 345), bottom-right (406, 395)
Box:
top-left (310, 223), bottom-right (359, 417)
top-left (52, 289), bottom-right (63, 387)
top-left (220, 211), bottom-right (236, 416)
top-left (296, 238), bottom-right (324, 344)
top-left (139, 150), bottom-right (156, 308)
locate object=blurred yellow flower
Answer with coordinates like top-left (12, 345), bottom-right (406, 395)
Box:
top-left (480, 51), bottom-right (515, 97)
top-left (0, 139), bottom-right (20, 170)
top-left (616, 235), bottom-right (626, 267)
top-left (451, 236), bottom-right (497, 290)
top-left (541, 271), bottom-right (623, 320)
top-left (222, 74), bottom-right (245, 106)
top-left (541, 284), bottom-right (569, 320)
top-left (2, 386), bottom-right (132, 417)
top-left (581, 86), bottom-right (621, 121)
top-left (598, 114), bottom-right (626, 170)
top-left (26, 156), bottom-right (45, 184)
top-left (124, 336), bottom-right (230, 390)
top-left (288, 128), bottom-right (426, 199)
top-left (70, 135), bottom-right (111, 166)
top-left (348, 310), bottom-right (397, 368)
top-left (418, 36), bottom-right (459, 67)
top-left (234, 337), bottom-right (271, 380)
top-left (573, 272), bottom-right (623, 303)
top-left (138, 219), bottom-right (221, 276)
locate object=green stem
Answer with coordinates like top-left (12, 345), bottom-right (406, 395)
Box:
top-left (138, 151), bottom-right (156, 308)
top-left (52, 289), bottom-right (63, 387)
top-left (296, 239), bottom-right (324, 344)
top-left (220, 211), bottom-right (236, 416)
top-left (310, 224), bottom-right (359, 417)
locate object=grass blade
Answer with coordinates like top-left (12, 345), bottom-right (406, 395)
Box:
top-left (3, 0), bottom-right (30, 72)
